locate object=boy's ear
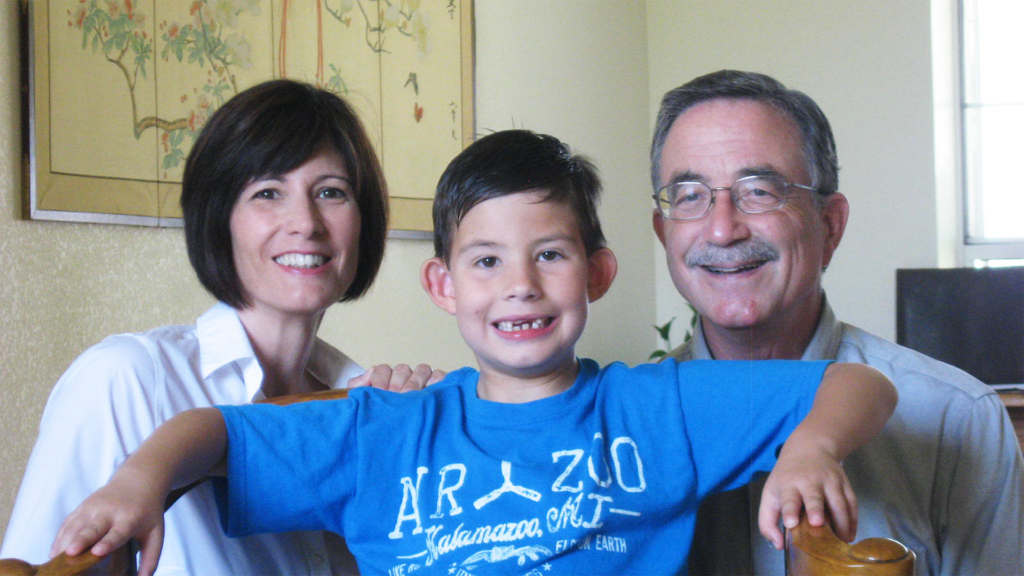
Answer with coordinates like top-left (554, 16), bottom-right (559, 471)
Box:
top-left (421, 257), bottom-right (457, 315)
top-left (586, 248), bottom-right (618, 302)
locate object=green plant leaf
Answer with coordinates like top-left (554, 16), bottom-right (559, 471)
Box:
top-left (655, 318), bottom-right (675, 341)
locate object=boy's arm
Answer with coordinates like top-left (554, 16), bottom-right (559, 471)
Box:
top-left (50, 407), bottom-right (228, 576)
top-left (758, 362), bottom-right (896, 550)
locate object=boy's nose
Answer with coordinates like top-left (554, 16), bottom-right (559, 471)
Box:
top-left (503, 263), bottom-right (541, 301)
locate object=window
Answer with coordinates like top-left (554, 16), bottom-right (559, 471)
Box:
top-left (960, 0), bottom-right (1024, 264)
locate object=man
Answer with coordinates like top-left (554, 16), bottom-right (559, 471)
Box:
top-left (650, 70), bottom-right (1024, 575)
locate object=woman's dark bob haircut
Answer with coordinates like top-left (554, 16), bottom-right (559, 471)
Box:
top-left (181, 79), bottom-right (388, 308)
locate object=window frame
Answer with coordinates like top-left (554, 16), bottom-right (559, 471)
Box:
top-left (957, 0), bottom-right (1024, 265)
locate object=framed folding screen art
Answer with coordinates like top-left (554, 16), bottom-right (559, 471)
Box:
top-left (24, 0), bottom-right (475, 236)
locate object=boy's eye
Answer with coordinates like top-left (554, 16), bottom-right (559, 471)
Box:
top-left (538, 250), bottom-right (562, 262)
top-left (476, 256), bottom-right (499, 268)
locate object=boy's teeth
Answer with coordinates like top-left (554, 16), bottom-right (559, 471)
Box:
top-left (274, 254), bottom-right (327, 268)
top-left (497, 318), bottom-right (550, 332)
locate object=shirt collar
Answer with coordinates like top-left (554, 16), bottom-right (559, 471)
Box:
top-left (670, 294), bottom-right (842, 362)
top-left (307, 339), bottom-right (347, 390)
top-left (197, 302), bottom-right (265, 400)
top-left (798, 295), bottom-right (843, 361)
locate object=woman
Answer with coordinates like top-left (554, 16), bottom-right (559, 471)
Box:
top-left (1, 80), bottom-right (434, 575)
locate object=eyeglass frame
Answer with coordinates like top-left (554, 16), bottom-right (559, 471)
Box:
top-left (652, 174), bottom-right (819, 221)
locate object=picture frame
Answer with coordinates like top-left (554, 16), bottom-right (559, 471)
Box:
top-left (23, 0), bottom-right (475, 237)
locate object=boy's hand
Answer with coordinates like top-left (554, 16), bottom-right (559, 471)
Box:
top-left (349, 364), bottom-right (446, 392)
top-left (758, 441), bottom-right (857, 550)
top-left (51, 466), bottom-right (167, 576)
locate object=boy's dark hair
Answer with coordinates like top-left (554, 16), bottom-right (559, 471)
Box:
top-left (432, 129), bottom-right (605, 262)
top-left (181, 79), bottom-right (388, 308)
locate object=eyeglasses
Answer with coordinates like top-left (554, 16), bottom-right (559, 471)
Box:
top-left (653, 175), bottom-right (818, 221)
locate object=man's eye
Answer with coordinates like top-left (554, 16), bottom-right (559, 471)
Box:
top-left (476, 256), bottom-right (498, 268)
top-left (538, 250), bottom-right (562, 262)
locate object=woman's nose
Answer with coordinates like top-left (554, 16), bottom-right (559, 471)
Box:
top-left (287, 196), bottom-right (325, 236)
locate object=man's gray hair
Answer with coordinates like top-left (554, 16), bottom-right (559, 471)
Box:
top-left (650, 70), bottom-right (840, 200)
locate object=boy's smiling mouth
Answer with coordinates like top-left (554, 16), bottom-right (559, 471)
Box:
top-left (492, 316), bottom-right (557, 339)
top-left (495, 317), bottom-right (554, 332)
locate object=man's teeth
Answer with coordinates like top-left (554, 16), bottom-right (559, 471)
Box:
top-left (497, 318), bottom-right (550, 332)
top-left (274, 254), bottom-right (327, 268)
top-left (704, 262), bottom-right (762, 274)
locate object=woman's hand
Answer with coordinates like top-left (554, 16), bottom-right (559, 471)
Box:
top-left (51, 464), bottom-right (168, 576)
top-left (349, 364), bottom-right (446, 392)
top-left (757, 440), bottom-right (857, 550)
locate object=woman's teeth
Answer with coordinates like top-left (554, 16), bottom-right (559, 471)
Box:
top-left (274, 254), bottom-right (327, 268)
top-left (496, 318), bottom-right (551, 332)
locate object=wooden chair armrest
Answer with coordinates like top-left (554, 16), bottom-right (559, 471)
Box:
top-left (786, 513), bottom-right (915, 575)
top-left (0, 388), bottom-right (350, 576)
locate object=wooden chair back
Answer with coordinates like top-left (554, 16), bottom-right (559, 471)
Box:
top-left (786, 513), bottom-right (916, 575)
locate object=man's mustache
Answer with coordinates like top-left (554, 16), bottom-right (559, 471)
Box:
top-left (685, 240), bottom-right (780, 268)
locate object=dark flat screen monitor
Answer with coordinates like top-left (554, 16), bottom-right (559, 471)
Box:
top-left (896, 267), bottom-right (1024, 385)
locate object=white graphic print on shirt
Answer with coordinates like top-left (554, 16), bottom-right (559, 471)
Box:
top-left (385, 432), bottom-right (645, 575)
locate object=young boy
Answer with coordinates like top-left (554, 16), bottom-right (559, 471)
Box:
top-left (53, 130), bottom-right (895, 576)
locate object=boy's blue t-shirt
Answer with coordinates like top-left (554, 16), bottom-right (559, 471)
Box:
top-left (214, 358), bottom-right (826, 575)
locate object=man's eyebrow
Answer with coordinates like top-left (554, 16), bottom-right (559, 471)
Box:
top-left (736, 165), bottom-right (785, 179)
top-left (665, 166), bottom-right (784, 185)
top-left (665, 170), bottom-right (703, 184)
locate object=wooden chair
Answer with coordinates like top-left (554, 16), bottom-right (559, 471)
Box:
top-left (786, 512), bottom-right (916, 575)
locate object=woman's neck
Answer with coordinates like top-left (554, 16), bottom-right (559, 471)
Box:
top-left (235, 306), bottom-right (327, 398)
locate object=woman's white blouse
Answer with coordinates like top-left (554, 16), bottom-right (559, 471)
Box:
top-left (0, 303), bottom-right (363, 575)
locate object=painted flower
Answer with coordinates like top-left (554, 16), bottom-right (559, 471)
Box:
top-left (210, 0), bottom-right (242, 28)
top-left (70, 4), bottom-right (87, 28)
top-left (411, 11), bottom-right (430, 56)
top-left (383, 5), bottom-right (401, 28)
top-left (224, 34), bottom-right (253, 70)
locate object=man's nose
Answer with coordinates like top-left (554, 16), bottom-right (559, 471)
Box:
top-left (703, 192), bottom-right (751, 246)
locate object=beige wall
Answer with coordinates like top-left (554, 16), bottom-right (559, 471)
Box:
top-left (1, 0), bottom-right (941, 548)
top-left (0, 0), bottom-right (653, 542)
top-left (646, 0), bottom-right (938, 342)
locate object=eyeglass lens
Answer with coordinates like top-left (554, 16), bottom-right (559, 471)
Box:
top-left (658, 176), bottom-right (788, 219)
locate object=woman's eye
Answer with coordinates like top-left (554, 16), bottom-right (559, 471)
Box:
top-left (318, 187), bottom-right (350, 201)
top-left (538, 250), bottom-right (562, 262)
top-left (252, 188), bottom-right (278, 200)
top-left (476, 256), bottom-right (499, 268)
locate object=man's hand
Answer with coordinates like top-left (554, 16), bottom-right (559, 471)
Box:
top-left (348, 364), bottom-right (446, 392)
top-left (758, 441), bottom-right (857, 550)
